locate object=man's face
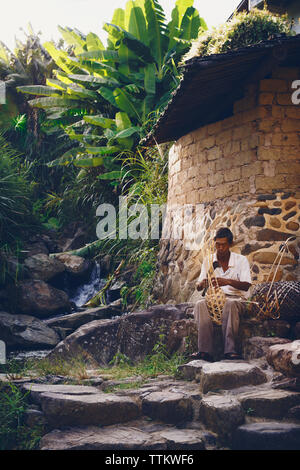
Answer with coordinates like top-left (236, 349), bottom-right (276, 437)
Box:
top-left (215, 237), bottom-right (231, 258)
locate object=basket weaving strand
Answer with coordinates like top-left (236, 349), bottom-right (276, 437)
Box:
top-left (203, 240), bottom-right (226, 325)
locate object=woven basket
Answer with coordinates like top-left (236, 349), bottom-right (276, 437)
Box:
top-left (251, 280), bottom-right (300, 320)
top-left (205, 286), bottom-right (226, 325)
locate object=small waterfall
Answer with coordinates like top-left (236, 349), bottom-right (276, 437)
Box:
top-left (67, 262), bottom-right (106, 308)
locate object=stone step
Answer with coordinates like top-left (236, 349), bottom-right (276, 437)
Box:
top-left (179, 360), bottom-right (268, 393)
top-left (236, 388), bottom-right (300, 419)
top-left (141, 391), bottom-right (194, 424)
top-left (232, 422), bottom-right (300, 450)
top-left (199, 394), bottom-right (245, 439)
top-left (22, 383), bottom-right (140, 428)
top-left (38, 419), bottom-right (217, 450)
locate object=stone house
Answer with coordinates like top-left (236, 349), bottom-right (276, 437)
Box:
top-left (143, 34), bottom-right (300, 305)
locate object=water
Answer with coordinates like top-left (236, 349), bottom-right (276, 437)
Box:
top-left (67, 262), bottom-right (106, 308)
top-left (7, 349), bottom-right (50, 363)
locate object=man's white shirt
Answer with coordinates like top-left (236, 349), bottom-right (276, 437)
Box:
top-left (198, 251), bottom-right (252, 299)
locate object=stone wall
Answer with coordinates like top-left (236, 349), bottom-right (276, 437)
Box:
top-left (154, 66), bottom-right (300, 304)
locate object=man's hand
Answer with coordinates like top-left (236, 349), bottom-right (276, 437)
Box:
top-left (196, 279), bottom-right (208, 291)
top-left (211, 277), bottom-right (229, 287)
top-left (211, 277), bottom-right (251, 291)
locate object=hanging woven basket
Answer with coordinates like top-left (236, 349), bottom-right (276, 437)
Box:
top-left (205, 286), bottom-right (226, 325)
top-left (250, 280), bottom-right (300, 320)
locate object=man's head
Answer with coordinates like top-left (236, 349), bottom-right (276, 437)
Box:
top-left (214, 227), bottom-right (233, 259)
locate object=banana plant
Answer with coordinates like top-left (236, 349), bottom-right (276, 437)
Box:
top-left (17, 0), bottom-right (207, 183)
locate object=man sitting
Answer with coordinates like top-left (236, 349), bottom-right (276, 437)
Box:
top-left (192, 227), bottom-right (252, 362)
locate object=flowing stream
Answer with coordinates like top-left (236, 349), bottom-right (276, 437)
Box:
top-left (66, 262), bottom-right (106, 308)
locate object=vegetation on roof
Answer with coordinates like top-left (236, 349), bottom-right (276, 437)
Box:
top-left (182, 8), bottom-right (294, 62)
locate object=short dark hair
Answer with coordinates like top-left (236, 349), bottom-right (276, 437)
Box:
top-left (214, 227), bottom-right (233, 244)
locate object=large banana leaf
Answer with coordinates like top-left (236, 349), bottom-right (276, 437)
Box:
top-left (180, 7), bottom-right (201, 41)
top-left (77, 49), bottom-right (119, 61)
top-left (85, 146), bottom-right (120, 155)
top-left (28, 96), bottom-right (84, 108)
top-left (167, 0), bottom-right (194, 51)
top-left (58, 26), bottom-right (87, 55)
top-left (16, 85), bottom-right (62, 97)
top-left (46, 147), bottom-right (84, 167)
top-left (86, 32), bottom-right (105, 52)
top-left (66, 84), bottom-right (99, 100)
top-left (125, 1), bottom-right (148, 45)
top-left (46, 78), bottom-right (68, 91)
top-left (84, 115), bottom-right (116, 129)
top-left (114, 127), bottom-right (140, 139)
top-left (144, 0), bottom-right (167, 74)
top-left (97, 170), bottom-right (126, 180)
top-left (113, 87), bottom-right (141, 122)
top-left (74, 156), bottom-right (104, 167)
top-left (104, 24), bottom-right (154, 64)
top-left (144, 63), bottom-right (156, 95)
top-left (115, 111), bottom-right (132, 130)
top-left (44, 42), bottom-right (84, 75)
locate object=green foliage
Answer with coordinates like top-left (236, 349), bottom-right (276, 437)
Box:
top-left (17, 0), bottom-right (206, 185)
top-left (100, 332), bottom-right (186, 380)
top-left (109, 351), bottom-right (132, 366)
top-left (0, 382), bottom-right (43, 450)
top-left (0, 134), bottom-right (34, 245)
top-left (183, 8), bottom-right (293, 62)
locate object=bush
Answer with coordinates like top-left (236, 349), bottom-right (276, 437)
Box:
top-left (0, 382), bottom-right (43, 450)
top-left (0, 134), bottom-right (35, 245)
top-left (183, 8), bottom-right (293, 62)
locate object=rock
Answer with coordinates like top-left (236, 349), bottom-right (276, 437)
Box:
top-left (24, 254), bottom-right (65, 281)
top-left (14, 280), bottom-right (71, 318)
top-left (257, 194), bottom-right (277, 201)
top-left (252, 251), bottom-right (296, 265)
top-left (99, 255), bottom-right (111, 276)
top-left (262, 320), bottom-right (291, 338)
top-left (257, 229), bottom-right (294, 242)
top-left (293, 322), bottom-right (300, 339)
top-left (243, 216), bottom-right (265, 228)
top-left (287, 405), bottom-right (300, 420)
top-left (54, 254), bottom-right (92, 284)
top-left (22, 383), bottom-right (140, 428)
top-left (107, 280), bottom-right (126, 302)
top-left (166, 318), bottom-right (197, 354)
top-left (243, 336), bottom-right (291, 360)
top-left (59, 223), bottom-right (92, 252)
top-left (23, 241), bottom-right (49, 257)
top-left (272, 377), bottom-right (300, 392)
top-left (178, 360), bottom-right (207, 381)
top-left (286, 221), bottom-right (299, 231)
top-left (0, 311), bottom-right (60, 349)
top-left (43, 305), bottom-right (121, 332)
top-left (24, 408), bottom-right (47, 429)
top-left (151, 428), bottom-right (206, 450)
top-left (47, 303), bottom-right (193, 365)
top-left (237, 388), bottom-right (300, 419)
top-left (39, 420), bottom-right (209, 450)
top-left (267, 340), bottom-right (300, 377)
top-left (199, 361), bottom-right (267, 394)
top-left (199, 395), bottom-right (244, 439)
top-left (232, 422), bottom-right (300, 450)
top-left (141, 391), bottom-right (193, 424)
top-left (39, 424), bottom-right (167, 450)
